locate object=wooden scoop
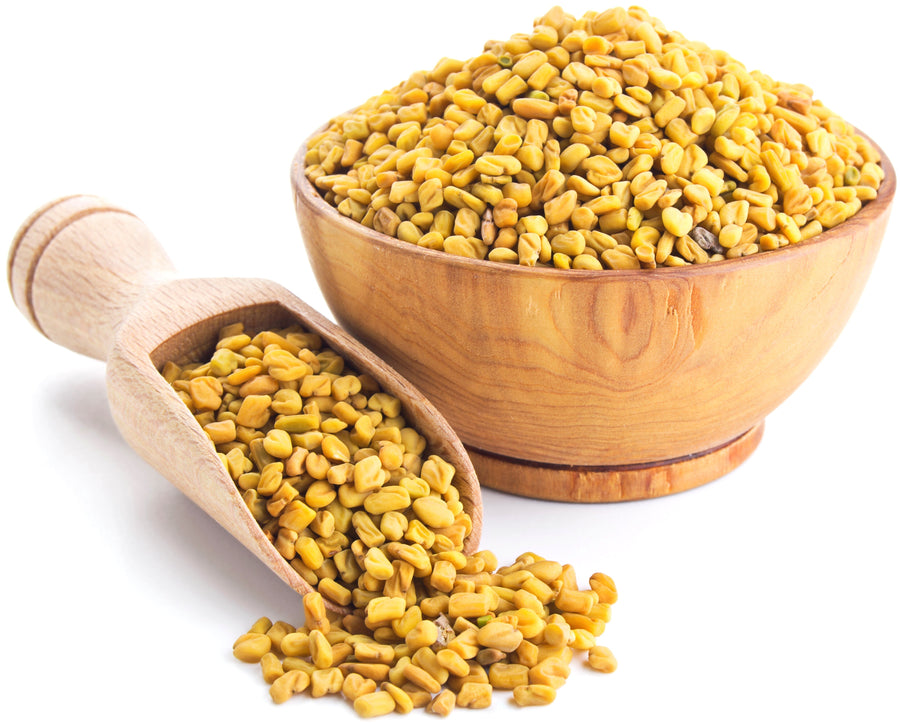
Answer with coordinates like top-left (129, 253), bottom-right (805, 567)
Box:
top-left (8, 194), bottom-right (483, 606)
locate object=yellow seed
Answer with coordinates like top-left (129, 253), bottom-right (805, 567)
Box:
top-left (232, 633), bottom-right (271, 663)
top-left (269, 670), bottom-right (310, 704)
top-left (476, 621), bottom-right (524, 652)
top-left (661, 206), bottom-right (694, 237)
top-left (309, 629), bottom-right (334, 669)
top-left (589, 572), bottom-right (618, 604)
top-left (411, 496), bottom-right (455, 528)
top-left (600, 248), bottom-right (640, 270)
top-left (235, 395), bottom-right (271, 428)
top-left (382, 682), bottom-right (414, 714)
top-left (403, 663), bottom-right (442, 694)
top-left (262, 429), bottom-right (292, 459)
top-left (319, 577), bottom-right (353, 607)
top-left (353, 454), bottom-right (384, 492)
top-left (405, 620), bottom-right (439, 651)
top-left (304, 591), bottom-right (330, 634)
top-left (364, 486), bottom-right (412, 515)
top-left (366, 597), bottom-right (407, 627)
top-left (543, 190), bottom-right (578, 225)
top-left (280, 631), bottom-right (310, 658)
top-left (355, 641), bottom-right (397, 664)
top-left (448, 592), bottom-right (492, 619)
top-left (363, 546), bottom-right (394, 581)
top-left (588, 645), bottom-right (618, 673)
top-left (436, 648), bottom-right (470, 678)
top-left (310, 667), bottom-right (344, 698)
top-left (340, 662), bottom-right (392, 682)
top-left (555, 587), bottom-right (596, 615)
top-left (456, 682), bottom-right (492, 709)
top-left (188, 376), bottom-right (223, 411)
top-left (513, 683), bottom-right (557, 706)
top-left (342, 673), bottom-right (377, 702)
top-left (529, 657), bottom-right (570, 689)
top-left (427, 688), bottom-right (456, 716)
top-left (489, 663), bottom-right (530, 690)
top-left (420, 456), bottom-right (455, 494)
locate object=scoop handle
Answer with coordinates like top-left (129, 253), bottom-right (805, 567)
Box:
top-left (8, 195), bottom-right (176, 361)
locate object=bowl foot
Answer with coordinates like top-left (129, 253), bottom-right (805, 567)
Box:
top-left (465, 422), bottom-right (764, 503)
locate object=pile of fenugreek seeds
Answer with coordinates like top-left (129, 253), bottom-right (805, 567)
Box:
top-left (304, 5), bottom-right (884, 269)
top-left (164, 322), bottom-right (618, 715)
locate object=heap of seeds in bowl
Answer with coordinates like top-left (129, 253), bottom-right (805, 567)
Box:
top-left (163, 323), bottom-right (618, 714)
top-left (304, 5), bottom-right (884, 269)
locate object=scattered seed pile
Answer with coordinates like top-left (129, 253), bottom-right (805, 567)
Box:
top-left (164, 322), bottom-right (618, 715)
top-left (234, 565), bottom-right (617, 715)
top-left (304, 5), bottom-right (884, 269)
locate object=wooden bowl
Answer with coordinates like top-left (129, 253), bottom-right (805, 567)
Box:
top-left (290, 139), bottom-right (895, 502)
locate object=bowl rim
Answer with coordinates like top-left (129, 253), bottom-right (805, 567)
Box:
top-left (292, 129), bottom-right (895, 281)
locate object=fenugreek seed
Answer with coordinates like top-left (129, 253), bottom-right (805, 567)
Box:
top-left (589, 572), bottom-right (618, 604)
top-left (476, 621), bottom-right (523, 652)
top-left (405, 620), bottom-right (439, 651)
top-left (403, 663), bottom-right (442, 694)
top-left (311, 667), bottom-right (344, 698)
top-left (600, 249), bottom-right (639, 270)
top-left (555, 587), bottom-right (596, 615)
top-left (355, 641), bottom-right (396, 664)
top-left (427, 688), bottom-right (456, 716)
top-left (448, 592), bottom-right (492, 619)
top-left (513, 683), bottom-right (556, 707)
top-left (188, 376), bottom-right (223, 411)
top-left (342, 673), bottom-right (377, 702)
top-left (309, 628), bottom-right (334, 669)
top-left (420, 456), bottom-right (455, 494)
top-left (340, 662), bottom-right (392, 682)
top-left (489, 662), bottom-right (530, 690)
top-left (232, 633), bottom-right (271, 663)
top-left (588, 645), bottom-right (618, 673)
top-left (353, 453), bottom-right (384, 492)
top-left (365, 486), bottom-right (411, 515)
top-left (528, 657), bottom-right (570, 689)
top-left (366, 597), bottom-right (407, 626)
top-left (380, 511), bottom-right (408, 541)
top-left (248, 616), bottom-right (272, 635)
top-left (319, 577), bottom-right (353, 607)
top-left (408, 495), bottom-right (453, 528)
top-left (304, 591), bottom-right (330, 634)
top-left (433, 648), bottom-right (469, 679)
top-left (260, 428), bottom-right (291, 459)
top-left (381, 681), bottom-right (414, 714)
top-left (363, 546), bottom-right (393, 581)
top-left (456, 682), bottom-right (492, 709)
top-left (661, 206), bottom-right (694, 237)
top-left (235, 395), bottom-right (271, 428)
top-left (412, 647), bottom-right (449, 686)
top-left (280, 631), bottom-right (310, 658)
top-left (269, 669), bottom-right (310, 704)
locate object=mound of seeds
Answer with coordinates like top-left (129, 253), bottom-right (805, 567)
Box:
top-left (304, 5), bottom-right (884, 269)
top-left (164, 323), bottom-right (618, 715)
top-left (235, 565), bottom-right (616, 716)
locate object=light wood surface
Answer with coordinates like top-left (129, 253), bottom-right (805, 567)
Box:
top-left (291, 136), bottom-right (895, 502)
top-left (8, 195), bottom-right (483, 607)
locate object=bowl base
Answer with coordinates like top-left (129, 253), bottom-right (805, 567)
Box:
top-left (465, 422), bottom-right (764, 503)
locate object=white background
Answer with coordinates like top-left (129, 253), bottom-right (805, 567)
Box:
top-left (1, 2), bottom-right (898, 723)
